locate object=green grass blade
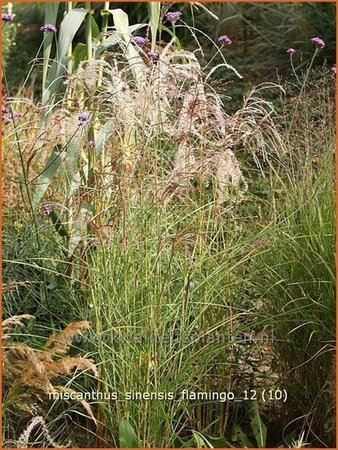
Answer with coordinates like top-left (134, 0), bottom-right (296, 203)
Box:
top-left (42, 8), bottom-right (87, 108)
top-left (32, 146), bottom-right (63, 210)
top-left (248, 401), bottom-right (267, 448)
top-left (148, 2), bottom-right (160, 51)
top-left (119, 419), bottom-right (140, 448)
top-left (108, 9), bottom-right (145, 80)
top-left (42, 3), bottom-right (60, 93)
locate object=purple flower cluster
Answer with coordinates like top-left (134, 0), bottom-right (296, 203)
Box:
top-left (2, 12), bottom-right (15, 22)
top-left (287, 37), bottom-right (326, 56)
top-left (165, 11), bottom-right (182, 23)
top-left (42, 203), bottom-right (53, 215)
top-left (311, 36), bottom-right (325, 48)
top-left (131, 36), bottom-right (150, 46)
top-left (218, 35), bottom-right (232, 46)
top-left (148, 50), bottom-right (159, 60)
top-left (40, 23), bottom-right (57, 33)
top-left (78, 112), bottom-right (90, 126)
top-left (331, 65), bottom-right (336, 75)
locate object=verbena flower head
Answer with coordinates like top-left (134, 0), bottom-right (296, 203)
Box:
top-left (311, 36), bottom-right (325, 48)
top-left (2, 12), bottom-right (15, 22)
top-left (148, 50), bottom-right (159, 60)
top-left (131, 36), bottom-right (149, 46)
top-left (42, 203), bottom-right (53, 215)
top-left (88, 140), bottom-right (95, 148)
top-left (287, 48), bottom-right (296, 55)
top-left (331, 64), bottom-right (336, 74)
top-left (218, 35), bottom-right (232, 46)
top-left (78, 112), bottom-right (90, 126)
top-left (165, 11), bottom-right (182, 23)
top-left (40, 24), bottom-right (57, 33)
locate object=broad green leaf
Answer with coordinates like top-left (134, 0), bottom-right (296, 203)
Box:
top-left (94, 23), bottom-right (146, 58)
top-left (94, 34), bottom-right (120, 57)
top-left (32, 146), bottom-right (63, 209)
top-left (64, 134), bottom-right (81, 186)
top-left (119, 419), bottom-right (140, 448)
top-left (95, 119), bottom-right (116, 155)
top-left (90, 15), bottom-right (100, 39)
top-left (248, 401), bottom-right (267, 448)
top-left (159, 24), bottom-right (182, 50)
top-left (68, 201), bottom-right (92, 256)
top-left (201, 433), bottom-right (234, 448)
top-left (72, 42), bottom-right (87, 71)
top-left (42, 3), bottom-right (60, 92)
top-left (148, 2), bottom-right (160, 51)
top-left (43, 8), bottom-right (87, 107)
top-left (49, 210), bottom-right (69, 238)
top-left (231, 424), bottom-right (254, 448)
top-left (108, 9), bottom-right (145, 81)
top-left (192, 431), bottom-right (213, 448)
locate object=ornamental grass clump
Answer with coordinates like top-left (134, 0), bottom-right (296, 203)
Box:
top-left (4, 3), bottom-right (333, 448)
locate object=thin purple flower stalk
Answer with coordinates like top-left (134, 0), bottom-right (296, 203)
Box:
top-left (131, 36), bottom-right (149, 46)
top-left (287, 48), bottom-right (296, 55)
top-left (311, 36), bottom-right (325, 48)
top-left (2, 12), bottom-right (15, 22)
top-left (218, 35), bottom-right (232, 46)
top-left (40, 24), bottom-right (57, 33)
top-left (165, 11), bottom-right (182, 23)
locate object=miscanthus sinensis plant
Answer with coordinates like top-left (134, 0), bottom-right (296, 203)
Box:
top-left (2, 3), bottom-right (287, 447)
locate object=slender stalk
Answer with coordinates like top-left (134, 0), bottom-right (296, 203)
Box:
top-left (287, 48), bottom-right (319, 136)
top-left (97, 2), bottom-right (110, 89)
top-left (66, 2), bottom-right (73, 109)
top-left (17, 38), bottom-right (46, 98)
top-left (102, 2), bottom-right (110, 36)
top-left (2, 70), bottom-right (48, 306)
top-left (85, 2), bottom-right (93, 61)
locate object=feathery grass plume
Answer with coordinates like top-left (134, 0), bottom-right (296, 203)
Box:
top-left (16, 416), bottom-right (67, 448)
top-left (2, 281), bottom-right (41, 293)
top-left (2, 315), bottom-right (34, 342)
top-left (44, 320), bottom-right (91, 354)
top-left (59, 40), bottom-right (282, 212)
top-left (3, 318), bottom-right (97, 445)
top-left (3, 314), bottom-right (34, 331)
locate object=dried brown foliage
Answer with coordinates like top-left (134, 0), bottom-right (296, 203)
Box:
top-left (3, 317), bottom-right (98, 446)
